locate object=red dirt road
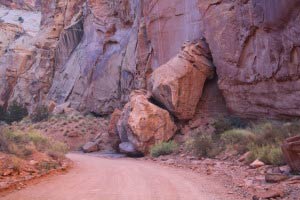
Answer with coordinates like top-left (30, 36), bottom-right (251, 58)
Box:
top-left (1, 153), bottom-right (245, 200)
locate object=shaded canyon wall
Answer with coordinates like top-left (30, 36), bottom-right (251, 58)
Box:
top-left (0, 0), bottom-right (300, 119)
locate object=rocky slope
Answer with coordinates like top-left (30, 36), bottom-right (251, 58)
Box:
top-left (0, 0), bottom-right (300, 119)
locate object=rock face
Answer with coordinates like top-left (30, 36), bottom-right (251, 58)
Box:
top-left (149, 40), bottom-right (214, 120)
top-left (47, 0), bottom-right (146, 115)
top-left (0, 0), bottom-right (41, 10)
top-left (198, 0), bottom-right (300, 118)
top-left (0, 0), bottom-right (84, 111)
top-left (117, 90), bottom-right (177, 154)
top-left (282, 136), bottom-right (300, 172)
top-left (1, 0), bottom-right (300, 119)
top-left (142, 0), bottom-right (202, 68)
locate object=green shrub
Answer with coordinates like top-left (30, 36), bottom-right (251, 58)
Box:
top-left (221, 129), bottom-right (256, 153)
top-left (38, 161), bottom-right (59, 172)
top-left (6, 101), bottom-right (28, 123)
top-left (27, 130), bottom-right (49, 150)
top-left (247, 145), bottom-right (285, 166)
top-left (185, 134), bottom-right (223, 158)
top-left (0, 129), bottom-right (68, 158)
top-left (31, 105), bottom-right (50, 122)
top-left (150, 141), bottom-right (178, 157)
top-left (218, 120), bottom-right (300, 166)
top-left (213, 116), bottom-right (247, 134)
top-left (0, 130), bottom-right (32, 157)
top-left (283, 121), bottom-right (300, 136)
top-left (48, 141), bottom-right (68, 155)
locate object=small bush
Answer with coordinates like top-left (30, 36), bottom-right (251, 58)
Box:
top-left (5, 101), bottom-right (28, 123)
top-left (213, 116), bottom-right (247, 135)
top-left (247, 145), bottom-right (285, 166)
top-left (31, 105), bottom-right (50, 122)
top-left (0, 129), bottom-right (68, 158)
top-left (150, 141), bottom-right (178, 157)
top-left (27, 130), bottom-right (49, 151)
top-left (221, 129), bottom-right (256, 153)
top-left (185, 134), bottom-right (223, 158)
top-left (251, 122), bottom-right (299, 147)
top-left (11, 157), bottom-right (22, 174)
top-left (49, 141), bottom-right (68, 155)
top-left (218, 120), bottom-right (300, 166)
top-left (38, 161), bottom-right (59, 172)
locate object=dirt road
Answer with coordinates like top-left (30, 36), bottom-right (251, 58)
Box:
top-left (1, 153), bottom-right (244, 200)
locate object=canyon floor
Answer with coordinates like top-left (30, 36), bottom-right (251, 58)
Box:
top-left (0, 153), bottom-right (244, 200)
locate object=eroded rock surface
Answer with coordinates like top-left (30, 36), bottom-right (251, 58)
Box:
top-left (1, 0), bottom-right (300, 119)
top-left (282, 136), bottom-right (300, 172)
top-left (48, 0), bottom-right (145, 115)
top-left (117, 90), bottom-right (177, 154)
top-left (198, 0), bottom-right (300, 118)
top-left (0, 0), bottom-right (84, 111)
top-left (149, 40), bottom-right (214, 120)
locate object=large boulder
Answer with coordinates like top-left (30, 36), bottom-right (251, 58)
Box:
top-left (82, 141), bottom-right (99, 153)
top-left (282, 136), bottom-right (300, 172)
top-left (148, 40), bottom-right (215, 120)
top-left (117, 90), bottom-right (177, 154)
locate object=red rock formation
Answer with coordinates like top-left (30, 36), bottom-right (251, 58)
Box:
top-left (117, 90), bottom-right (177, 154)
top-left (198, 0), bottom-right (300, 118)
top-left (0, 0), bottom-right (41, 10)
top-left (142, 0), bottom-right (202, 68)
top-left (47, 0), bottom-right (150, 115)
top-left (1, 0), bottom-right (300, 119)
top-left (149, 40), bottom-right (214, 120)
top-left (282, 136), bottom-right (300, 172)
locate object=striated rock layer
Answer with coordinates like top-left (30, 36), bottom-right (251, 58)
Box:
top-left (1, 0), bottom-right (300, 119)
top-left (199, 0), bottom-right (300, 118)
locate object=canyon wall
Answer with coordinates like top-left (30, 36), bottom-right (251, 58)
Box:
top-left (199, 0), bottom-right (300, 118)
top-left (0, 0), bottom-right (300, 119)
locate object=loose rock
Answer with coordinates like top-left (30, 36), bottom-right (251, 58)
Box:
top-left (82, 142), bottom-right (99, 153)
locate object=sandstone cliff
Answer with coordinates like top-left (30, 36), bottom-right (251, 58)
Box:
top-left (0, 0), bottom-right (300, 119)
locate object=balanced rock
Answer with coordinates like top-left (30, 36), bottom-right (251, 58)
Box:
top-left (117, 90), bottom-right (177, 154)
top-left (148, 40), bottom-right (215, 120)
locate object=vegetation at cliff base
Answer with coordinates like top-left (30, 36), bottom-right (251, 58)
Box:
top-left (186, 116), bottom-right (300, 166)
top-left (0, 101), bottom-right (28, 124)
top-left (0, 128), bottom-right (68, 158)
top-left (150, 141), bottom-right (178, 157)
top-left (30, 105), bottom-right (50, 123)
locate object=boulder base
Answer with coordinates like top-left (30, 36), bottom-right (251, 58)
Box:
top-left (117, 90), bottom-right (177, 154)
